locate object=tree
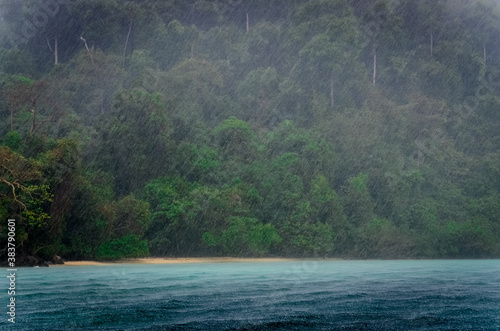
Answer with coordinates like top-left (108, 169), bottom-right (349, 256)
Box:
top-left (236, 67), bottom-right (280, 125)
top-left (2, 0), bottom-right (500, 261)
top-left (281, 220), bottom-right (335, 257)
top-left (111, 195), bottom-right (150, 238)
top-left (342, 173), bottom-right (375, 227)
top-left (95, 88), bottom-right (172, 195)
top-left (0, 145), bottom-right (48, 228)
top-left (96, 234), bottom-right (149, 260)
top-left (4, 76), bottom-right (48, 135)
top-left (0, 136), bottom-right (81, 260)
top-left (356, 218), bottom-right (414, 258)
top-left (162, 58), bottom-right (228, 123)
top-left (459, 0), bottom-right (500, 65)
top-left (360, 0), bottom-right (403, 86)
top-left (55, 50), bottom-right (125, 119)
top-left (214, 116), bottom-right (257, 163)
top-left (289, 0), bottom-right (364, 109)
top-left (204, 216), bottom-right (281, 256)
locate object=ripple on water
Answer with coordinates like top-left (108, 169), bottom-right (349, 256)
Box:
top-left (6, 260), bottom-right (500, 330)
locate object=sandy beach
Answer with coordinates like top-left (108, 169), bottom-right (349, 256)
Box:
top-left (52, 257), bottom-right (329, 266)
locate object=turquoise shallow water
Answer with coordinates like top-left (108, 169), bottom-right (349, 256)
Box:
top-left (1, 260), bottom-right (500, 330)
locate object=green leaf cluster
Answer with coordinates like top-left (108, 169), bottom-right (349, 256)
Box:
top-left (2, 0), bottom-right (500, 261)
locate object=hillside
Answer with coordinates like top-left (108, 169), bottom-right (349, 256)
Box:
top-left (1, 0), bottom-right (500, 262)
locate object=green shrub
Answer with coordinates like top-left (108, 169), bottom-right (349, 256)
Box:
top-left (203, 216), bottom-right (282, 256)
top-left (96, 235), bottom-right (149, 260)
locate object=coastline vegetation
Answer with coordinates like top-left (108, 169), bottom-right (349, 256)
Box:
top-left (1, 0), bottom-right (500, 264)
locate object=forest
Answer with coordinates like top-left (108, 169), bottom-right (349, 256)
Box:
top-left (1, 0), bottom-right (500, 263)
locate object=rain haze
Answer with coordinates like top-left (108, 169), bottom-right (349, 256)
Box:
top-left (0, 0), bottom-right (499, 329)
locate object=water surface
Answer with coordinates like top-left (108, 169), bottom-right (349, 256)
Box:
top-left (2, 260), bottom-right (500, 330)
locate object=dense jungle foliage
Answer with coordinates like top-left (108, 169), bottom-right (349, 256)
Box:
top-left (1, 0), bottom-right (500, 261)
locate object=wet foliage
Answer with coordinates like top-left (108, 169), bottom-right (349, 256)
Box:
top-left (1, 0), bottom-right (500, 260)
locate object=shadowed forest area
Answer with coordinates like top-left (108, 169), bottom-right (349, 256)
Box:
top-left (1, 0), bottom-right (500, 262)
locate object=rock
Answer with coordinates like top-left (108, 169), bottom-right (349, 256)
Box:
top-left (52, 255), bottom-right (64, 264)
top-left (5, 254), bottom-right (64, 267)
top-left (17, 255), bottom-right (43, 267)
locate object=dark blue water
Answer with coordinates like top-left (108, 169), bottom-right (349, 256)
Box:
top-left (1, 260), bottom-right (499, 330)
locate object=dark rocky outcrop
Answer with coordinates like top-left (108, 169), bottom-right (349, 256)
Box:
top-left (52, 255), bottom-right (64, 264)
top-left (17, 255), bottom-right (49, 267)
top-left (0, 254), bottom-right (65, 267)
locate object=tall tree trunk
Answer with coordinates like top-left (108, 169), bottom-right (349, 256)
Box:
top-left (246, 13), bottom-right (249, 32)
top-left (30, 108), bottom-right (36, 136)
top-left (80, 36), bottom-right (94, 65)
top-left (123, 20), bottom-right (133, 67)
top-left (430, 31), bottom-right (433, 56)
top-left (483, 43), bottom-right (486, 64)
top-left (54, 37), bottom-right (58, 65)
top-left (30, 92), bottom-right (38, 136)
top-left (46, 37), bottom-right (58, 65)
top-left (372, 48), bottom-right (377, 86)
top-left (330, 75), bottom-right (334, 108)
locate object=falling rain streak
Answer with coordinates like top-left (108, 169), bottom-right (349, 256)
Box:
top-left (1, 0), bottom-right (500, 329)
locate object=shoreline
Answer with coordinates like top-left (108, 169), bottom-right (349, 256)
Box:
top-left (8, 257), bottom-right (498, 267)
top-left (51, 257), bottom-right (344, 266)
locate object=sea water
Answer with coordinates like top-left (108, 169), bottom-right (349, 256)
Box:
top-left (1, 260), bottom-right (499, 330)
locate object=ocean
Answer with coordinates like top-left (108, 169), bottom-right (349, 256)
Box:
top-left (2, 260), bottom-right (500, 330)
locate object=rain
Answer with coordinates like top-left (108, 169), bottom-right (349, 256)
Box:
top-left (0, 0), bottom-right (499, 329)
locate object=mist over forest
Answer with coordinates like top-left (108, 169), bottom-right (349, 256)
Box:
top-left (1, 0), bottom-right (500, 263)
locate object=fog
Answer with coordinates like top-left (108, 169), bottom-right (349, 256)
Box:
top-left (2, 0), bottom-right (500, 329)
